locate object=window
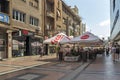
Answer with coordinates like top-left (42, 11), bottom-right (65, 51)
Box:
top-left (0, 4), bottom-right (1, 12)
top-left (21, 0), bottom-right (26, 2)
top-left (29, 2), bottom-right (33, 6)
top-left (29, 0), bottom-right (39, 9)
top-left (58, 1), bottom-right (60, 8)
top-left (13, 10), bottom-right (26, 22)
top-left (0, 1), bottom-right (9, 14)
top-left (30, 16), bottom-right (39, 26)
top-left (111, 10), bottom-right (119, 33)
top-left (113, 0), bottom-right (115, 11)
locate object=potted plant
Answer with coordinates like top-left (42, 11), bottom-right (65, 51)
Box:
top-left (64, 48), bottom-right (80, 61)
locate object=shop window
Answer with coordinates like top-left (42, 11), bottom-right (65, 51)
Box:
top-left (12, 39), bottom-right (25, 57)
top-left (13, 10), bottom-right (26, 22)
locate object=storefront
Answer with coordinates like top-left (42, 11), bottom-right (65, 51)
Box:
top-left (0, 29), bottom-right (7, 59)
top-left (12, 36), bottom-right (26, 57)
top-left (12, 30), bottom-right (43, 57)
top-left (31, 37), bottom-right (43, 55)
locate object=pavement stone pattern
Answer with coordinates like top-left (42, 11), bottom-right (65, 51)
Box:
top-left (0, 54), bottom-right (89, 80)
top-left (0, 55), bottom-right (55, 75)
top-left (6, 73), bottom-right (47, 80)
top-left (2, 54), bottom-right (119, 80)
top-left (74, 55), bottom-right (120, 80)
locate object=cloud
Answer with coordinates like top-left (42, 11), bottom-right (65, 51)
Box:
top-left (99, 19), bottom-right (110, 27)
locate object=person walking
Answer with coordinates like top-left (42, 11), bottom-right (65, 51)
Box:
top-left (112, 44), bottom-right (116, 62)
top-left (106, 47), bottom-right (109, 56)
top-left (39, 46), bottom-right (42, 58)
top-left (58, 46), bottom-right (64, 61)
top-left (115, 43), bottom-right (120, 61)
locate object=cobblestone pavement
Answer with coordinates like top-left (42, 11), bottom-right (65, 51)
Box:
top-left (74, 54), bottom-right (120, 80)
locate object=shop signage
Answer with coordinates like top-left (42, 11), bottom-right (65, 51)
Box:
top-left (22, 30), bottom-right (28, 35)
top-left (13, 30), bottom-right (34, 36)
top-left (81, 35), bottom-right (89, 39)
top-left (51, 35), bottom-right (63, 44)
top-left (0, 13), bottom-right (9, 24)
top-left (22, 30), bottom-right (34, 36)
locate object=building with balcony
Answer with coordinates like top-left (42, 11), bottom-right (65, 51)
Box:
top-left (43, 0), bottom-right (83, 38)
top-left (0, 0), bottom-right (43, 59)
top-left (43, 0), bottom-right (54, 38)
top-left (110, 0), bottom-right (120, 44)
top-left (43, 0), bottom-right (62, 38)
top-left (61, 1), bottom-right (82, 37)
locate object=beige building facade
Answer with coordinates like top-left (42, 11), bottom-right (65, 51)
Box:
top-left (43, 0), bottom-right (63, 38)
top-left (61, 1), bottom-right (83, 37)
top-left (0, 0), bottom-right (43, 59)
top-left (43, 0), bottom-right (85, 38)
top-left (0, 0), bottom-right (86, 59)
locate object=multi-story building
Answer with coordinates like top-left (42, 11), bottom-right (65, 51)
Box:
top-left (62, 1), bottom-right (82, 37)
top-left (43, 0), bottom-right (62, 38)
top-left (0, 0), bottom-right (43, 59)
top-left (44, 0), bottom-right (83, 38)
top-left (43, 0), bottom-right (83, 55)
top-left (43, 0), bottom-right (63, 55)
top-left (0, 0), bottom-right (85, 59)
top-left (110, 0), bottom-right (120, 44)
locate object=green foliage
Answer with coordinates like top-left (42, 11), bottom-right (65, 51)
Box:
top-left (70, 49), bottom-right (79, 56)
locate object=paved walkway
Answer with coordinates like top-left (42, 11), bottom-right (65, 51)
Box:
top-left (0, 55), bottom-right (56, 75)
top-left (0, 54), bottom-right (90, 80)
top-left (1, 54), bottom-right (119, 80)
top-left (74, 54), bottom-right (120, 80)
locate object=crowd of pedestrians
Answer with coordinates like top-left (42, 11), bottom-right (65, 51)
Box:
top-left (57, 45), bottom-right (105, 62)
top-left (111, 43), bottom-right (120, 62)
top-left (38, 42), bottom-right (120, 62)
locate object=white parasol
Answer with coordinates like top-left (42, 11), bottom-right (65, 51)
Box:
top-left (43, 33), bottom-right (71, 44)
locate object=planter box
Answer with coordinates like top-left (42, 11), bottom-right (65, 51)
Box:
top-left (64, 56), bottom-right (79, 61)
